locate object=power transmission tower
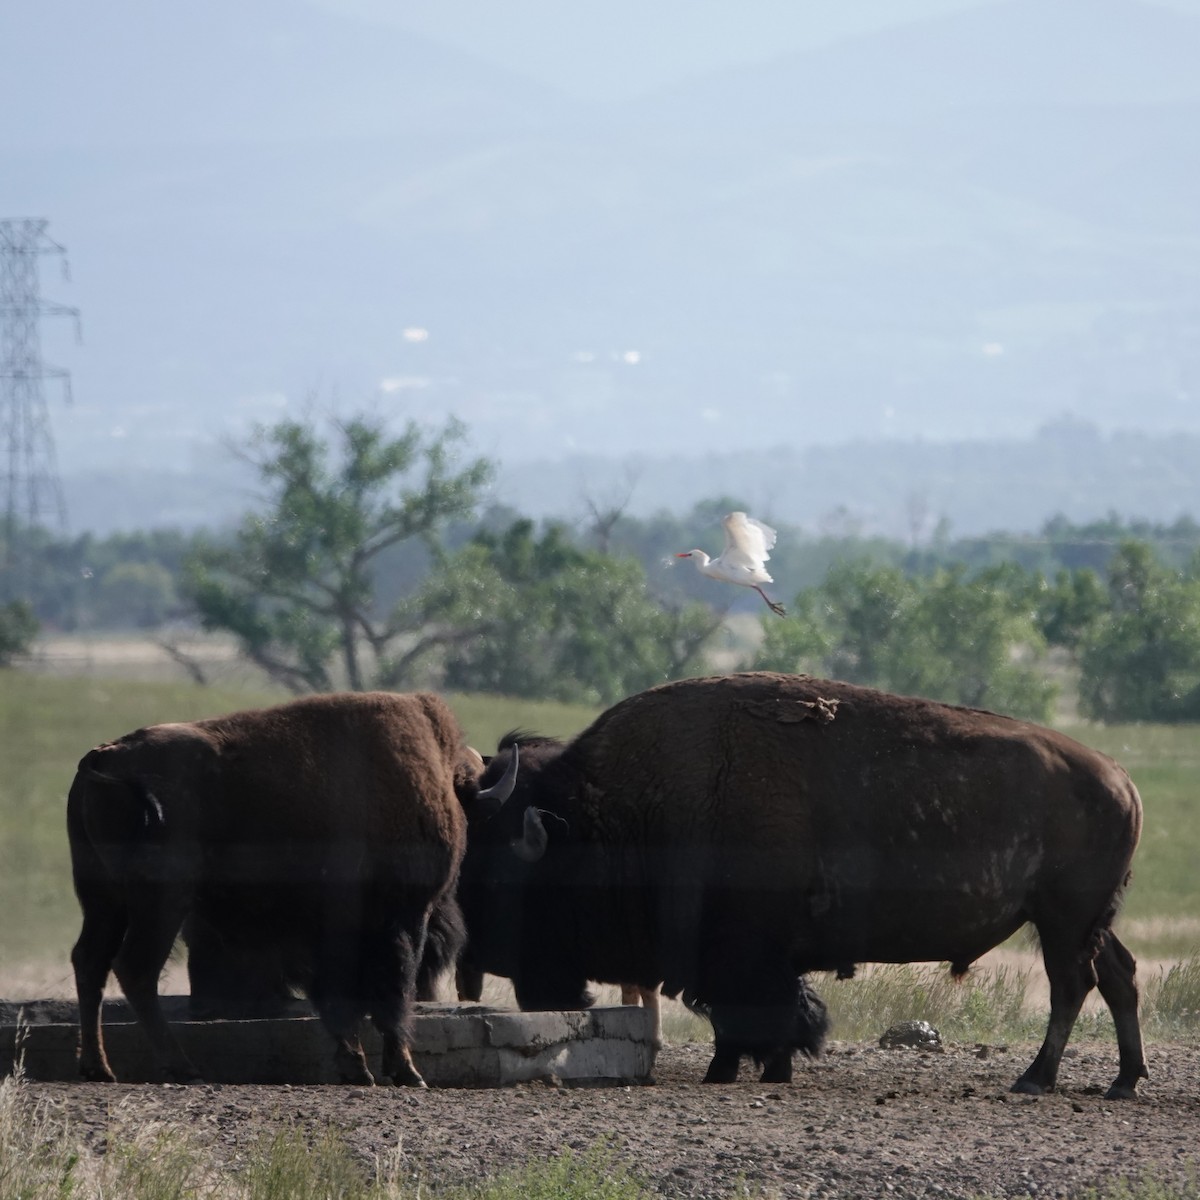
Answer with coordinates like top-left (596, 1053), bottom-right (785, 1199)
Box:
top-left (0, 218), bottom-right (81, 600)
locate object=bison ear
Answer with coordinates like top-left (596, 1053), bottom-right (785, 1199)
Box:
top-left (510, 806), bottom-right (548, 863)
top-left (509, 807), bottom-right (568, 863)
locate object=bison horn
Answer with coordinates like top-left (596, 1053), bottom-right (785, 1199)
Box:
top-left (475, 745), bottom-right (519, 813)
top-left (511, 806), bottom-right (548, 863)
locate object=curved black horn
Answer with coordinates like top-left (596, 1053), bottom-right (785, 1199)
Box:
top-left (511, 806), bottom-right (547, 863)
top-left (475, 744), bottom-right (519, 814)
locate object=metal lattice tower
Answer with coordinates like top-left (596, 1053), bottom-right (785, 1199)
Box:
top-left (0, 218), bottom-right (80, 592)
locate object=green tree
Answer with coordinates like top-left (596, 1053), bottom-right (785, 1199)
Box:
top-left (753, 560), bottom-right (1056, 721)
top-left (1034, 567), bottom-right (1109, 652)
top-left (885, 565), bottom-right (1057, 718)
top-left (94, 562), bottom-right (178, 628)
top-left (1078, 541), bottom-right (1200, 722)
top-left (753, 559), bottom-right (918, 686)
top-left (395, 520), bottom-right (721, 705)
top-left (184, 413), bottom-right (493, 692)
top-left (0, 599), bottom-right (38, 665)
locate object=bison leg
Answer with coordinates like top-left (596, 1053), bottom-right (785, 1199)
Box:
top-left (71, 903), bottom-right (127, 1082)
top-left (111, 889), bottom-right (199, 1083)
top-left (327, 896), bottom-right (436, 1088)
top-left (310, 962), bottom-right (376, 1085)
top-left (703, 1043), bottom-right (744, 1084)
top-left (1094, 931), bottom-right (1148, 1099)
top-left (312, 975), bottom-right (374, 1084)
top-left (697, 964), bottom-right (828, 1085)
top-left (369, 913), bottom-right (431, 1087)
top-left (455, 960), bottom-right (485, 1003)
top-left (380, 1034), bottom-right (426, 1088)
top-left (1013, 929), bottom-right (1098, 1096)
top-left (330, 1031), bottom-right (374, 1085)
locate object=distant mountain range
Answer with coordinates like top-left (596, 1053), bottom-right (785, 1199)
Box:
top-left (61, 422), bottom-right (1200, 539)
top-left (5, 0), bottom-right (1200, 502)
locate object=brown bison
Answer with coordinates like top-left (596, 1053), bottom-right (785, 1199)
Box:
top-left (459, 672), bottom-right (1147, 1098)
top-left (68, 691), bottom-right (478, 1087)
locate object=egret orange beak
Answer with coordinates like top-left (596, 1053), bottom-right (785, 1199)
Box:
top-left (675, 552), bottom-right (691, 557)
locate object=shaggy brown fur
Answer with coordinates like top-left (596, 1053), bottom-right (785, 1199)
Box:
top-left (461, 672), bottom-right (1147, 1098)
top-left (68, 691), bottom-right (469, 1087)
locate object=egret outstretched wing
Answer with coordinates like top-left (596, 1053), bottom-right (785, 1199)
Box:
top-left (721, 511), bottom-right (777, 575)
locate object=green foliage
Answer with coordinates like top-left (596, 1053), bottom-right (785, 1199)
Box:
top-left (0, 600), bottom-right (38, 665)
top-left (753, 559), bottom-right (1057, 720)
top-left (239, 1129), bottom-right (376, 1200)
top-left (1141, 958), bottom-right (1200, 1041)
top-left (1078, 542), bottom-right (1200, 722)
top-left (0, 1070), bottom-right (84, 1200)
top-left (0, 1075), bottom-right (655, 1200)
top-left (398, 520), bottom-right (720, 706)
top-left (91, 562), bottom-right (178, 629)
top-left (1068, 1166), bottom-right (1200, 1200)
top-left (432, 1143), bottom-right (653, 1200)
top-left (184, 413), bottom-right (493, 692)
top-left (3, 526), bottom-right (202, 633)
top-left (1034, 566), bottom-right (1109, 651)
top-left (822, 962), bottom-right (1040, 1044)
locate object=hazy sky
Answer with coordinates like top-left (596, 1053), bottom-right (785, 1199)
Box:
top-left (7, 0), bottom-right (1200, 521)
top-left (309, 0), bottom-right (1200, 99)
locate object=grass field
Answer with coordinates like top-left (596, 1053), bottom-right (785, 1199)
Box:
top-left (0, 670), bottom-right (601, 987)
top-left (1, 663), bottom-right (1197, 1005)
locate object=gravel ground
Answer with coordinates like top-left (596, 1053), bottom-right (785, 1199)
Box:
top-left (21, 1038), bottom-right (1200, 1199)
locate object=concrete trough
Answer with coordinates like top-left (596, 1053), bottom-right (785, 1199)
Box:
top-left (0, 997), bottom-right (659, 1088)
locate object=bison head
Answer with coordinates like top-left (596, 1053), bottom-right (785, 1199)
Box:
top-left (456, 734), bottom-right (591, 1010)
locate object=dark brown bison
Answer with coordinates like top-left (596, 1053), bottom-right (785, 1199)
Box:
top-left (459, 672), bottom-right (1147, 1098)
top-left (68, 691), bottom-right (476, 1087)
top-left (183, 885), bottom-right (469, 1019)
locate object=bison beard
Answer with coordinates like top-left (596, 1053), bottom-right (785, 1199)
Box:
top-left (67, 691), bottom-right (469, 1087)
top-left (458, 673), bottom-right (1148, 1097)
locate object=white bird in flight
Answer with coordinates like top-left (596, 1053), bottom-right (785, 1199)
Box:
top-left (676, 511), bottom-right (786, 616)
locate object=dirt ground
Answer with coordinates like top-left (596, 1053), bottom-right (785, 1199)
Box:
top-left (20, 1037), bottom-right (1200, 1200)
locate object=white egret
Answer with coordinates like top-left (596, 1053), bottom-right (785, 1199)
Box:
top-left (676, 511), bottom-right (786, 616)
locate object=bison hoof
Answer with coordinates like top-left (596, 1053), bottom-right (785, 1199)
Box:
top-left (1104, 1080), bottom-right (1141, 1100)
top-left (702, 1061), bottom-right (741, 1085)
top-left (392, 1074), bottom-right (428, 1089)
top-left (1010, 1077), bottom-right (1050, 1096)
top-left (389, 1064), bottom-right (428, 1088)
top-left (164, 1063), bottom-right (203, 1084)
top-left (79, 1064), bottom-right (117, 1083)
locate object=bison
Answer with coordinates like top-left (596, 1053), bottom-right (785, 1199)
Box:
top-left (458, 672), bottom-right (1147, 1098)
top-left (68, 690), bottom-right (482, 1087)
top-left (183, 884), bottom-right (469, 1019)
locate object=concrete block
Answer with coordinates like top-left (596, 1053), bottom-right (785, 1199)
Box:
top-left (0, 997), bottom-right (658, 1088)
